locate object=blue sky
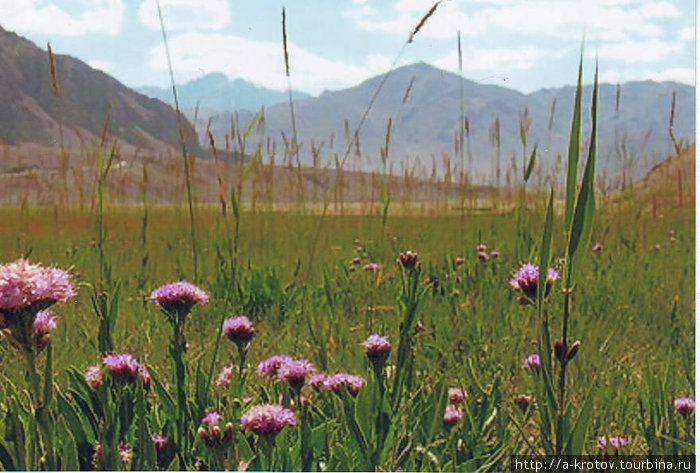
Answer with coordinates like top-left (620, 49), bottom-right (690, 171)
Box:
top-left (0, 0), bottom-right (694, 95)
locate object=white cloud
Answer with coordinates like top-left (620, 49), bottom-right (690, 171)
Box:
top-left (680, 27), bottom-right (695, 42)
top-left (146, 33), bottom-right (393, 94)
top-left (346, 0), bottom-right (680, 42)
top-left (596, 39), bottom-right (684, 63)
top-left (0, 0), bottom-right (123, 36)
top-left (432, 46), bottom-right (553, 73)
top-left (600, 67), bottom-right (695, 85)
top-left (138, 0), bottom-right (231, 31)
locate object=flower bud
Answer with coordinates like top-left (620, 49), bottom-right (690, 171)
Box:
top-left (399, 251), bottom-right (419, 270)
top-left (567, 341), bottom-right (581, 361)
top-left (554, 340), bottom-right (566, 362)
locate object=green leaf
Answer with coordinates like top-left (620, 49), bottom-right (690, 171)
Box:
top-left (151, 371), bottom-right (176, 421)
top-left (43, 343), bottom-right (53, 406)
top-left (564, 395), bottom-right (594, 455)
top-left (0, 440), bottom-right (16, 471)
top-left (537, 189), bottom-right (554, 314)
top-left (567, 62), bottom-right (598, 284)
top-left (564, 47), bottom-right (584, 232)
top-left (524, 145), bottom-right (537, 182)
top-left (59, 428), bottom-right (80, 471)
top-left (57, 394), bottom-right (92, 445)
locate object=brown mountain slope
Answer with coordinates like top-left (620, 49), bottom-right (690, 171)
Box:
top-left (0, 26), bottom-right (197, 152)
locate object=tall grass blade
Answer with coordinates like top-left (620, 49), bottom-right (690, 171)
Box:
top-left (564, 48), bottom-right (583, 233)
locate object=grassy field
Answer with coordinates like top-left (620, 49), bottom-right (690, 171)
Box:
top-left (0, 182), bottom-right (693, 470)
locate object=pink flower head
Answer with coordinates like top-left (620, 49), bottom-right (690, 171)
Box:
top-left (217, 365), bottom-right (234, 388)
top-left (277, 358), bottom-right (315, 390)
top-left (256, 354), bottom-right (293, 380)
top-left (363, 262), bottom-right (380, 272)
top-left (509, 263), bottom-right (559, 304)
top-left (102, 353), bottom-right (148, 386)
top-left (454, 257), bottom-right (465, 267)
top-left (490, 251), bottom-right (500, 259)
top-left (222, 316), bottom-right (255, 345)
top-left (597, 436), bottom-right (628, 452)
top-left (33, 310), bottom-right (58, 349)
top-left (448, 387), bottom-right (466, 404)
top-left (477, 251), bottom-right (490, 262)
top-left (325, 373), bottom-right (365, 396)
top-left (443, 405), bottom-right (463, 427)
top-left (308, 373), bottom-right (328, 390)
top-left (152, 435), bottom-right (169, 452)
top-left (363, 334), bottom-right (392, 364)
top-left (85, 365), bottom-right (104, 389)
top-left (524, 353), bottom-right (541, 370)
top-left (150, 281), bottom-right (208, 313)
top-left (514, 394), bottom-right (534, 412)
top-left (592, 243), bottom-right (604, 253)
top-left (674, 397), bottom-right (695, 416)
top-left (202, 410), bottom-right (222, 427)
top-left (118, 443), bottom-right (133, 468)
top-left (0, 259), bottom-right (75, 314)
top-left (476, 244), bottom-right (488, 253)
top-left (239, 404), bottom-right (297, 437)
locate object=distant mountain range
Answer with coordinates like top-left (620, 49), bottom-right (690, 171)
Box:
top-left (0, 25), bottom-right (197, 152)
top-left (203, 62), bottom-right (694, 183)
top-left (137, 73), bottom-right (311, 118)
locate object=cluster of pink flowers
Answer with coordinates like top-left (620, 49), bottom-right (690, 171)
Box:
top-left (222, 316), bottom-right (255, 346)
top-left (363, 262), bottom-right (380, 272)
top-left (674, 397), bottom-right (695, 416)
top-left (256, 354), bottom-right (294, 379)
top-left (363, 334), bottom-right (392, 365)
top-left (198, 409), bottom-right (234, 448)
top-left (216, 365), bottom-right (234, 388)
top-left (150, 281), bottom-right (209, 313)
top-left (308, 373), bottom-right (365, 396)
top-left (239, 404), bottom-right (297, 437)
top-left (32, 310), bottom-right (58, 350)
top-left (509, 263), bottom-right (559, 304)
top-left (85, 353), bottom-right (150, 389)
top-left (475, 244), bottom-right (500, 263)
top-left (0, 259), bottom-right (75, 315)
top-left (597, 436), bottom-right (628, 452)
top-left (256, 354), bottom-right (315, 390)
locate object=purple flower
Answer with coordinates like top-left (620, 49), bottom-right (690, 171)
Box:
top-left (476, 244), bottom-right (488, 253)
top-left (363, 334), bottom-right (392, 364)
top-left (202, 410), bottom-right (222, 427)
top-left (674, 397), bottom-right (695, 416)
top-left (85, 365), bottom-right (103, 389)
top-left (239, 404), bottom-right (297, 437)
top-left (32, 310), bottom-right (58, 349)
top-left (256, 354), bottom-right (293, 380)
top-left (443, 405), bottom-right (463, 427)
top-left (150, 281), bottom-right (209, 313)
top-left (308, 373), bottom-right (328, 390)
top-left (325, 373), bottom-right (365, 396)
top-left (363, 262), bottom-right (380, 272)
top-left (448, 387), bottom-right (466, 404)
top-left (514, 394), bottom-right (534, 412)
top-left (223, 316), bottom-right (255, 345)
top-left (490, 251), bottom-right (500, 259)
top-left (399, 251), bottom-right (419, 270)
top-left (477, 251), bottom-right (490, 262)
top-left (524, 353), bottom-right (541, 370)
top-left (216, 365), bottom-right (234, 388)
top-left (101, 353), bottom-right (149, 387)
top-left (277, 359), bottom-right (315, 390)
top-left (152, 435), bottom-right (169, 452)
top-left (0, 259), bottom-right (75, 314)
top-left (118, 443), bottom-right (133, 468)
top-left (509, 263), bottom-right (559, 304)
top-left (597, 436), bottom-right (628, 452)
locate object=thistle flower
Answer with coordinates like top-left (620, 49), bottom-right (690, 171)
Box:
top-left (308, 373), bottom-right (328, 390)
top-left (118, 443), bottom-right (133, 468)
top-left (239, 404), bottom-right (297, 437)
top-left (277, 358), bottom-right (315, 390)
top-left (523, 353), bottom-right (541, 370)
top-left (363, 334), bottom-right (392, 365)
top-left (399, 251), bottom-right (419, 270)
top-left (0, 259), bottom-right (75, 315)
top-left (101, 353), bottom-right (149, 387)
top-left (509, 263), bottom-right (559, 304)
top-left (454, 256), bottom-right (465, 267)
top-left (222, 316), bottom-right (255, 345)
top-left (674, 397), bottom-right (695, 416)
top-left (591, 242), bottom-right (604, 253)
top-left (150, 281), bottom-right (209, 314)
top-left (351, 257), bottom-right (361, 265)
top-left (325, 373), bottom-right (365, 396)
top-left (216, 365), bottom-right (234, 388)
top-left (448, 387), bottom-right (466, 404)
top-left (32, 310), bottom-right (58, 349)
top-left (490, 251), bottom-right (500, 259)
top-left (256, 354), bottom-right (293, 380)
top-left (477, 251), bottom-right (490, 262)
top-left (476, 244), bottom-right (488, 253)
top-left (597, 436), bottom-right (628, 452)
top-left (363, 262), bottom-right (380, 272)
top-left (202, 410), bottom-right (222, 428)
top-left (92, 442), bottom-right (103, 470)
top-left (443, 405), bottom-right (463, 427)
top-left (85, 365), bottom-right (104, 389)
top-left (514, 394), bottom-right (534, 412)
top-left (152, 435), bottom-right (169, 452)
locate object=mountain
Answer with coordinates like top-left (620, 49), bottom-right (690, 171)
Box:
top-left (205, 62), bottom-right (694, 183)
top-left (137, 73), bottom-right (311, 117)
top-left (0, 25), bottom-right (197, 152)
